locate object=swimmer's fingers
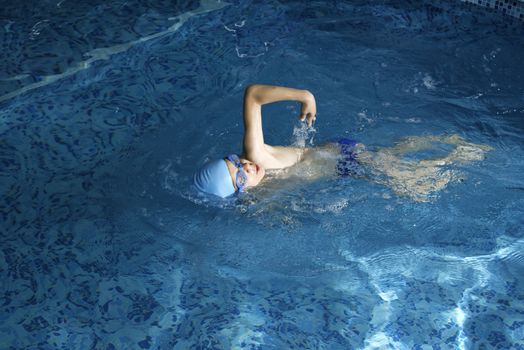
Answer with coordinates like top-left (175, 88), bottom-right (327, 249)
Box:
top-left (299, 112), bottom-right (316, 127)
top-left (306, 113), bottom-right (316, 128)
top-left (299, 112), bottom-right (306, 122)
top-left (299, 97), bottom-right (317, 127)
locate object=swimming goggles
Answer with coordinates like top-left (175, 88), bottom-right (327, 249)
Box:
top-left (226, 154), bottom-right (247, 192)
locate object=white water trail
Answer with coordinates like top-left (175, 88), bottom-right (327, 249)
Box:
top-left (0, 0), bottom-right (229, 103)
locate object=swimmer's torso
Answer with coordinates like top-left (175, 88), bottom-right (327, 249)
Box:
top-left (265, 144), bottom-right (342, 180)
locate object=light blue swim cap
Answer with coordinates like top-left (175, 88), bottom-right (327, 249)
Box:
top-left (193, 159), bottom-right (235, 198)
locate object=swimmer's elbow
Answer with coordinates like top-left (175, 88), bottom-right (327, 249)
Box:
top-left (245, 84), bottom-right (257, 94)
top-left (245, 84), bottom-right (262, 104)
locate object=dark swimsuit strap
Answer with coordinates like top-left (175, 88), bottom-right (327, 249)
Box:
top-left (336, 138), bottom-right (359, 177)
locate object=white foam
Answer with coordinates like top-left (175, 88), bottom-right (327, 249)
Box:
top-left (313, 198), bottom-right (348, 214)
top-left (422, 73), bottom-right (436, 90)
top-left (292, 122), bottom-right (316, 147)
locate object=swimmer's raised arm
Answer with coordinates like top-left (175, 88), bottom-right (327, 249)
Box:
top-left (245, 84), bottom-right (316, 123)
top-left (242, 84), bottom-right (316, 169)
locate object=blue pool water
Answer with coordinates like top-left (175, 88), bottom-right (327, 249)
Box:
top-left (1, 0), bottom-right (524, 348)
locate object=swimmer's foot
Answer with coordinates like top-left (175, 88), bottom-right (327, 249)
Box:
top-left (419, 142), bottom-right (491, 166)
top-left (446, 144), bottom-right (488, 162)
top-left (441, 134), bottom-right (492, 151)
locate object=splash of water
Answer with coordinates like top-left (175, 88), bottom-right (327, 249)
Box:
top-left (291, 122), bottom-right (316, 147)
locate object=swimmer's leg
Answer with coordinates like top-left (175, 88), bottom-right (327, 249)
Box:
top-left (419, 137), bottom-right (492, 166)
top-left (363, 135), bottom-right (491, 202)
top-left (374, 157), bottom-right (456, 202)
top-left (386, 134), bottom-right (491, 157)
top-left (386, 135), bottom-right (440, 156)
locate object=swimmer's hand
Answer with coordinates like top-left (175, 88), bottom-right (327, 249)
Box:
top-left (299, 91), bottom-right (317, 128)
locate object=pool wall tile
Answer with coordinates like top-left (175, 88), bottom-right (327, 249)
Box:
top-left (461, 0), bottom-right (524, 19)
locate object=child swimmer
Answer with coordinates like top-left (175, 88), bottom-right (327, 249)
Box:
top-left (193, 84), bottom-right (490, 202)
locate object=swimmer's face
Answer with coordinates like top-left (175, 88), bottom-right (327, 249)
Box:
top-left (226, 158), bottom-right (265, 191)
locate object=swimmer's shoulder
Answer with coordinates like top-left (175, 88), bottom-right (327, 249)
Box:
top-left (244, 144), bottom-right (306, 170)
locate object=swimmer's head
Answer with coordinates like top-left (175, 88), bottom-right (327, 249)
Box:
top-left (193, 154), bottom-right (265, 198)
